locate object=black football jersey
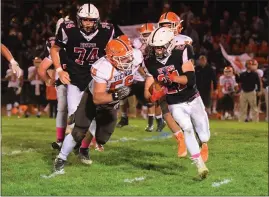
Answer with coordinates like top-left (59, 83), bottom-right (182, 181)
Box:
top-left (55, 21), bottom-right (114, 91)
top-left (145, 45), bottom-right (198, 104)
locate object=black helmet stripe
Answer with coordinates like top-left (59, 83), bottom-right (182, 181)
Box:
top-left (151, 27), bottom-right (162, 43)
top-left (115, 38), bottom-right (130, 51)
top-left (164, 12), bottom-right (168, 19)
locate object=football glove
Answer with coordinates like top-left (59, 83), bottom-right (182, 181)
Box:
top-left (112, 86), bottom-right (131, 101)
top-left (149, 86), bottom-right (167, 103)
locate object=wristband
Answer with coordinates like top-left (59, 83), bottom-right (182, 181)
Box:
top-left (56, 67), bottom-right (63, 73)
top-left (10, 58), bottom-right (16, 64)
top-left (112, 92), bottom-right (119, 101)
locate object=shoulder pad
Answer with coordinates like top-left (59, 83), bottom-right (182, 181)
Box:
top-left (92, 57), bottom-right (113, 81)
top-left (133, 48), bottom-right (143, 65)
top-left (100, 22), bottom-right (114, 30)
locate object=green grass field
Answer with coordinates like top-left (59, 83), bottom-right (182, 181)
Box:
top-left (1, 117), bottom-right (268, 196)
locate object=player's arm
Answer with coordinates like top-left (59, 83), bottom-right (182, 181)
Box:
top-left (1, 44), bottom-right (22, 78)
top-left (92, 81), bottom-right (113, 104)
top-left (144, 76), bottom-right (155, 99)
top-left (51, 25), bottom-right (70, 84)
top-left (37, 57), bottom-right (54, 85)
top-left (168, 45), bottom-right (195, 86)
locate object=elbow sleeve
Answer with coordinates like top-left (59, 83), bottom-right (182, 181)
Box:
top-left (183, 71), bottom-right (196, 87)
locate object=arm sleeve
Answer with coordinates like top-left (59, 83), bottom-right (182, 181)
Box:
top-left (55, 24), bottom-right (68, 48)
top-left (91, 60), bottom-right (110, 83)
top-left (182, 44), bottom-right (195, 64)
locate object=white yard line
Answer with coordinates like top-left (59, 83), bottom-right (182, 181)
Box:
top-left (40, 170), bottom-right (65, 179)
top-left (124, 176), bottom-right (146, 183)
top-left (212, 179), bottom-right (232, 187)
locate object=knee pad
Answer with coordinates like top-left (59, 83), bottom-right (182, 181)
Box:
top-left (146, 102), bottom-right (154, 108)
top-left (6, 104), bottom-right (12, 111)
top-left (197, 131), bottom-right (210, 143)
top-left (71, 126), bottom-right (86, 143)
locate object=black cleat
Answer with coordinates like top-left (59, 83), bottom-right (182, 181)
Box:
top-left (51, 142), bottom-right (62, 151)
top-left (78, 148), bottom-right (93, 165)
top-left (156, 120), bottom-right (166, 132)
top-left (145, 125), bottom-right (154, 132)
top-left (54, 157), bottom-right (66, 172)
top-left (116, 117), bottom-right (129, 128)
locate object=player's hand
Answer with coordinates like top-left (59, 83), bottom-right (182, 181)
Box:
top-left (10, 59), bottom-right (22, 78)
top-left (15, 87), bottom-right (22, 95)
top-left (150, 86), bottom-right (167, 102)
top-left (112, 86), bottom-right (131, 100)
top-left (58, 71), bottom-right (70, 84)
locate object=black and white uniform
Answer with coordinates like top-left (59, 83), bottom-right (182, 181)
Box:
top-left (43, 37), bottom-right (68, 128)
top-left (28, 66), bottom-right (45, 105)
top-left (145, 44), bottom-right (210, 143)
top-left (55, 21), bottom-right (114, 116)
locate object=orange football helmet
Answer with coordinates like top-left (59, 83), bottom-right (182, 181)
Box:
top-left (138, 23), bottom-right (155, 43)
top-left (106, 39), bottom-right (134, 70)
top-left (117, 34), bottom-right (132, 46)
top-left (224, 66), bottom-right (233, 76)
top-left (158, 12), bottom-right (183, 35)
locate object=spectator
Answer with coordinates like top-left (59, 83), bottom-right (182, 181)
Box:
top-left (236, 59), bottom-right (261, 122)
top-left (27, 57), bottom-right (45, 118)
top-left (231, 37), bottom-right (245, 55)
top-left (245, 37), bottom-right (258, 55)
top-left (218, 66), bottom-right (239, 120)
top-left (46, 74), bottom-right (57, 118)
top-left (195, 55), bottom-right (218, 114)
top-left (183, 23), bottom-right (200, 51)
top-left (259, 40), bottom-right (269, 58)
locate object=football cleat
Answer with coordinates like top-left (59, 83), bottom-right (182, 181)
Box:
top-left (95, 143), bottom-right (104, 152)
top-left (174, 132), bottom-right (187, 157)
top-left (192, 156), bottom-right (209, 179)
top-left (116, 117), bottom-right (129, 128)
top-left (145, 125), bottom-right (154, 132)
top-left (78, 148), bottom-right (93, 165)
top-left (51, 142), bottom-right (62, 151)
top-left (156, 120), bottom-right (166, 132)
top-left (200, 143), bottom-right (208, 162)
top-left (54, 157), bottom-right (66, 172)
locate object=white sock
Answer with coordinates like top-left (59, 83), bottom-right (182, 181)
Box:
top-left (7, 111), bottom-right (11, 117)
top-left (148, 114), bottom-right (155, 117)
top-left (155, 114), bottom-right (162, 119)
top-left (142, 106), bottom-right (147, 110)
top-left (174, 130), bottom-right (183, 136)
top-left (184, 128), bottom-right (200, 156)
top-left (58, 134), bottom-right (77, 161)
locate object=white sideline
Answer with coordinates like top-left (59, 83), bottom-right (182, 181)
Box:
top-left (124, 176), bottom-right (146, 183)
top-left (212, 179), bottom-right (232, 187)
top-left (2, 148), bottom-right (35, 156)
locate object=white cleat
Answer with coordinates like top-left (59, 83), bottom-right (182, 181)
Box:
top-left (192, 156), bottom-right (209, 179)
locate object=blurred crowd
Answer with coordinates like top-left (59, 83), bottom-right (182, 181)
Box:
top-left (1, 0), bottom-right (268, 121)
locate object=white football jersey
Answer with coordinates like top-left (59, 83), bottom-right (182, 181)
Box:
top-left (219, 75), bottom-right (238, 94)
top-left (174, 34), bottom-right (193, 48)
top-left (89, 48), bottom-right (143, 103)
top-left (28, 66), bottom-right (44, 86)
top-left (6, 69), bottom-right (23, 88)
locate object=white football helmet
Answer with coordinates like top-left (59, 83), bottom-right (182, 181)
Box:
top-left (147, 27), bottom-right (175, 59)
top-left (77, 4), bottom-right (100, 34)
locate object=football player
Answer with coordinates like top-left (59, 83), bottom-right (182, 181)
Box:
top-left (5, 66), bottom-right (23, 117)
top-left (144, 27), bottom-right (210, 179)
top-left (54, 38), bottom-right (143, 172)
top-left (116, 25), bottom-right (166, 132)
top-left (50, 3), bottom-right (114, 158)
top-left (38, 36), bottom-right (69, 148)
top-left (1, 44), bottom-right (22, 78)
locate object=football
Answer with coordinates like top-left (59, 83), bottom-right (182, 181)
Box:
top-left (149, 81), bottom-right (163, 94)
